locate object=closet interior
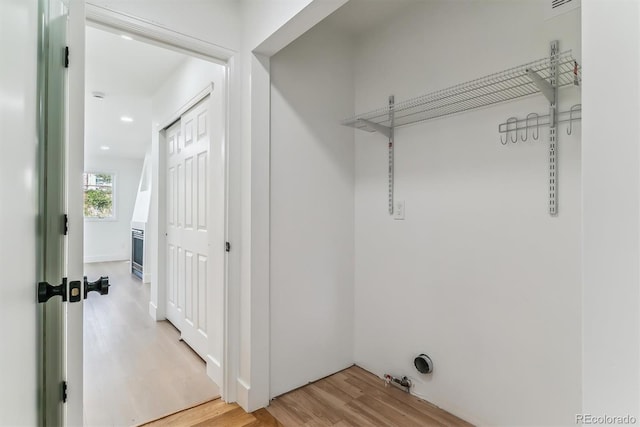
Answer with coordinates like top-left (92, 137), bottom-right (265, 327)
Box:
top-left (269, 0), bottom-right (582, 425)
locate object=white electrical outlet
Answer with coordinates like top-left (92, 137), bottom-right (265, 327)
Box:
top-left (393, 200), bottom-right (405, 220)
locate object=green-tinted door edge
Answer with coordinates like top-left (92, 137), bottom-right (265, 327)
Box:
top-left (37, 0), bottom-right (67, 425)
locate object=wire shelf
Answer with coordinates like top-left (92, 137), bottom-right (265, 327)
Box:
top-left (342, 50), bottom-right (581, 132)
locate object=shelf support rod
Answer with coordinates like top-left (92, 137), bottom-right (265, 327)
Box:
top-left (548, 40), bottom-right (559, 216)
top-left (526, 69), bottom-right (555, 104)
top-left (388, 95), bottom-right (395, 215)
top-left (357, 119), bottom-right (392, 139)
top-left (355, 97), bottom-right (395, 215)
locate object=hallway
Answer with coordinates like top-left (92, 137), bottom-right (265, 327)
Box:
top-left (83, 261), bottom-right (219, 426)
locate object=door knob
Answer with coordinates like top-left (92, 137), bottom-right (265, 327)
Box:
top-left (37, 278), bottom-right (68, 303)
top-left (84, 276), bottom-right (110, 299)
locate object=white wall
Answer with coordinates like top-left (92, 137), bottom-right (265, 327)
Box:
top-left (84, 155), bottom-right (143, 263)
top-left (241, 0), bottom-right (312, 51)
top-left (582, 0), bottom-right (640, 419)
top-left (353, 2), bottom-right (581, 425)
top-left (0, 0), bottom-right (38, 425)
top-left (131, 152), bottom-right (152, 226)
top-left (239, 0), bottom-right (340, 410)
top-left (269, 19), bottom-right (355, 398)
top-left (151, 58), bottom-right (225, 125)
top-left (148, 56), bottom-right (225, 319)
top-left (240, 1), bottom-right (349, 409)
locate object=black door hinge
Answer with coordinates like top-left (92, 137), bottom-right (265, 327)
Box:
top-left (62, 381), bottom-right (68, 403)
top-left (225, 242), bottom-right (231, 252)
top-left (63, 214), bottom-right (68, 235)
top-left (64, 46), bottom-right (69, 68)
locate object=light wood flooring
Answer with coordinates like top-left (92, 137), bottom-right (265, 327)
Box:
top-left (143, 366), bottom-right (472, 426)
top-left (143, 401), bottom-right (281, 427)
top-left (84, 261), bottom-right (219, 426)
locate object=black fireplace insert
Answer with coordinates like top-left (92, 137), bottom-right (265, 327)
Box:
top-left (132, 228), bottom-right (143, 279)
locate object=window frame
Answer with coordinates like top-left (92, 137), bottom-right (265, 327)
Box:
top-left (83, 171), bottom-right (117, 221)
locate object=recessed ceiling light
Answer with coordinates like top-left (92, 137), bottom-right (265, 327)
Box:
top-left (120, 116), bottom-right (134, 123)
top-left (121, 35), bottom-right (133, 41)
top-left (100, 146), bottom-right (110, 151)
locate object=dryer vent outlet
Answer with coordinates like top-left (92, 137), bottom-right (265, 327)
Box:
top-left (414, 354), bottom-right (433, 374)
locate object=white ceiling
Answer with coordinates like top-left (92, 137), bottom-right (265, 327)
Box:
top-left (323, 0), bottom-right (420, 37)
top-left (85, 26), bottom-right (188, 159)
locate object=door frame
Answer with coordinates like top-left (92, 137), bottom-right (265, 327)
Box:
top-left (84, 4), bottom-right (239, 402)
top-left (66, 0), bottom-right (85, 424)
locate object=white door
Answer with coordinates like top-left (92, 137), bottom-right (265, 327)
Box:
top-left (37, 0), bottom-right (87, 425)
top-left (1, 0), bottom-right (42, 425)
top-left (166, 96), bottom-right (213, 361)
top-left (6, 0), bottom-right (88, 425)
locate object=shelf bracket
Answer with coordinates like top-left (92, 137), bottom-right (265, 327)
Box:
top-left (526, 69), bottom-right (555, 104)
top-left (357, 118), bottom-right (392, 139)
top-left (388, 96), bottom-right (395, 215)
top-left (355, 97), bottom-right (395, 215)
top-left (548, 40), bottom-right (559, 216)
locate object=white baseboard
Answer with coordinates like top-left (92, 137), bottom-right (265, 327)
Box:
top-left (206, 355), bottom-right (223, 388)
top-left (236, 378), bottom-right (250, 411)
top-left (84, 254), bottom-right (129, 263)
top-left (149, 301), bottom-right (158, 320)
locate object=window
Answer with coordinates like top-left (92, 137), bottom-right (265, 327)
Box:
top-left (83, 172), bottom-right (115, 219)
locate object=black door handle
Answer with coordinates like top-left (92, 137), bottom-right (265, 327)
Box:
top-left (84, 276), bottom-right (110, 299)
top-left (37, 278), bottom-right (68, 303)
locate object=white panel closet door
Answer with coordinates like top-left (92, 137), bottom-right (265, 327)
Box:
top-left (166, 96), bottom-right (211, 360)
top-left (166, 121), bottom-right (183, 330)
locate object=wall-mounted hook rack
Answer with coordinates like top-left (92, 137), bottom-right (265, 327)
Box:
top-left (501, 117), bottom-right (518, 145)
top-left (522, 113), bottom-right (540, 142)
top-left (567, 104), bottom-right (581, 135)
top-left (498, 105), bottom-right (581, 143)
top-left (343, 40), bottom-right (581, 216)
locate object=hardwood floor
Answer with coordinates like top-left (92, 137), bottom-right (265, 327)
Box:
top-left (267, 366), bottom-right (472, 427)
top-left (143, 366), bottom-right (472, 426)
top-left (84, 261), bottom-right (219, 426)
top-left (142, 401), bottom-right (282, 427)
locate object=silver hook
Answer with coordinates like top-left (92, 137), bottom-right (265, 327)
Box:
top-left (526, 113), bottom-right (539, 141)
top-left (567, 104), bottom-right (580, 135)
top-left (507, 117), bottom-right (518, 143)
